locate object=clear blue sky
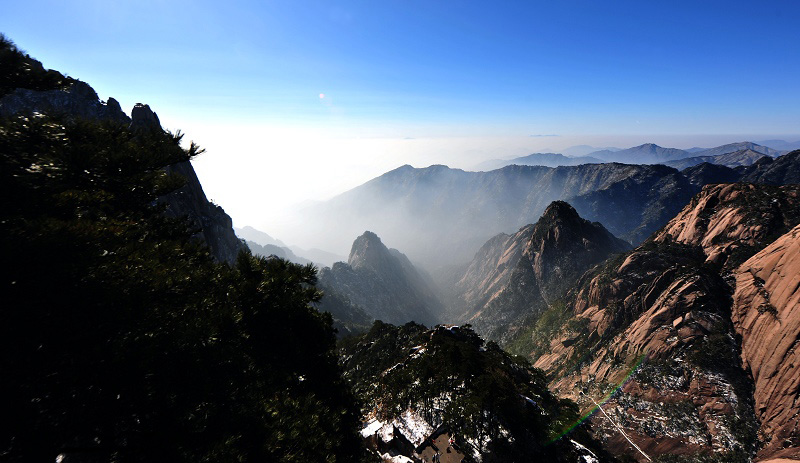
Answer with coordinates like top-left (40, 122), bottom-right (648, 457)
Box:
top-left (3, 1), bottom-right (800, 232)
top-left (4, 0), bottom-right (800, 135)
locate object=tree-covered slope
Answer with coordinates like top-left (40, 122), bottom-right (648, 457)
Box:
top-left (0, 109), bottom-right (362, 462)
top-left (340, 321), bottom-right (614, 462)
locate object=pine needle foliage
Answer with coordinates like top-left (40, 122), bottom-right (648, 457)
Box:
top-left (0, 112), bottom-right (362, 462)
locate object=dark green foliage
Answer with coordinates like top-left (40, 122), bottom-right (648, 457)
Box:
top-left (341, 322), bottom-right (609, 462)
top-left (505, 301), bottom-right (571, 361)
top-left (0, 112), bottom-right (361, 462)
top-left (0, 34), bottom-right (76, 97)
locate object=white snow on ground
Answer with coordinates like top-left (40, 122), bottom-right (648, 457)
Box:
top-left (381, 452), bottom-right (414, 463)
top-left (394, 409), bottom-right (435, 448)
top-left (361, 418), bottom-right (384, 438)
top-left (570, 439), bottom-right (599, 463)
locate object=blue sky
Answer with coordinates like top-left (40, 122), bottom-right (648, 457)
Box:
top-left (3, 0), bottom-right (800, 230)
top-left (5, 0), bottom-right (800, 135)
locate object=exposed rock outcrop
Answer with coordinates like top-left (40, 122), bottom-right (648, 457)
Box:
top-left (452, 201), bottom-right (629, 343)
top-left (0, 71), bottom-right (244, 264)
top-left (516, 183), bottom-right (800, 461)
top-left (653, 183), bottom-right (800, 270)
top-left (0, 81), bottom-right (129, 123)
top-left (318, 232), bottom-right (442, 326)
top-left (732, 224), bottom-right (800, 461)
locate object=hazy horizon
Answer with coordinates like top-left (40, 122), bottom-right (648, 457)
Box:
top-left (4, 0), bottom-right (800, 249)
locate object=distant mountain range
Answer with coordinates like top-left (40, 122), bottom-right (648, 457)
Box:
top-left (236, 226), bottom-right (345, 267)
top-left (283, 151), bottom-right (800, 270)
top-left (234, 225), bottom-right (286, 247)
top-left (475, 141), bottom-right (786, 170)
top-left (663, 148), bottom-right (769, 170)
top-left (474, 152), bottom-right (603, 170)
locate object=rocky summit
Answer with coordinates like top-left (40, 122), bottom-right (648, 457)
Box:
top-left (318, 231), bottom-right (442, 326)
top-left (447, 200), bottom-right (630, 343)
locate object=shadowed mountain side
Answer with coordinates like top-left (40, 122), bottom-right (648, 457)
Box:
top-left (738, 149), bottom-right (800, 184)
top-left (448, 201), bottom-right (629, 343)
top-left (0, 61), bottom-right (243, 264)
top-left (318, 232), bottom-right (442, 326)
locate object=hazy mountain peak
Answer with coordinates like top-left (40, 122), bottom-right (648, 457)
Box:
top-left (348, 230), bottom-right (392, 271)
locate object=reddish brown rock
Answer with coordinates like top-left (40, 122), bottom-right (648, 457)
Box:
top-left (654, 183), bottom-right (800, 270)
top-left (732, 224), bottom-right (800, 461)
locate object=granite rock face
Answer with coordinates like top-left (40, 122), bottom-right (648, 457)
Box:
top-left (653, 183), bottom-right (800, 270)
top-left (0, 81), bottom-right (129, 123)
top-left (519, 183), bottom-right (800, 461)
top-left (732, 224), bottom-right (800, 461)
top-left (450, 201), bottom-right (630, 343)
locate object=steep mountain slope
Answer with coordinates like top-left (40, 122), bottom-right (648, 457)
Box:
top-left (731, 224), bottom-right (800, 461)
top-left (318, 232), bottom-right (442, 326)
top-left (449, 201), bottom-right (630, 343)
top-left (511, 183), bottom-right (800, 461)
top-left (340, 322), bottom-right (612, 462)
top-left (0, 36), bottom-right (366, 462)
top-left (0, 49), bottom-right (243, 263)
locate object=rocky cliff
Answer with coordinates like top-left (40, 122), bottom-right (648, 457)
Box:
top-left (318, 232), bottom-right (442, 326)
top-left (450, 201), bottom-right (629, 343)
top-left (0, 55), bottom-right (244, 264)
top-left (512, 183), bottom-right (800, 461)
top-left (732, 224), bottom-right (800, 461)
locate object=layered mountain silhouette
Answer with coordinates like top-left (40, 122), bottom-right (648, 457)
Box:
top-left (587, 143), bottom-right (691, 164)
top-left (244, 240), bottom-right (312, 265)
top-left (445, 201), bottom-right (629, 343)
top-left (284, 151), bottom-right (800, 271)
top-left (509, 183), bottom-right (800, 461)
top-left (318, 231), bottom-right (442, 326)
top-left (664, 148), bottom-right (770, 170)
top-left (475, 152), bottom-right (603, 170)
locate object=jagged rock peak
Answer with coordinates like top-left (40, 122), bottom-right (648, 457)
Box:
top-left (130, 103), bottom-right (161, 130)
top-left (539, 200), bottom-right (581, 222)
top-left (348, 231), bottom-right (392, 271)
